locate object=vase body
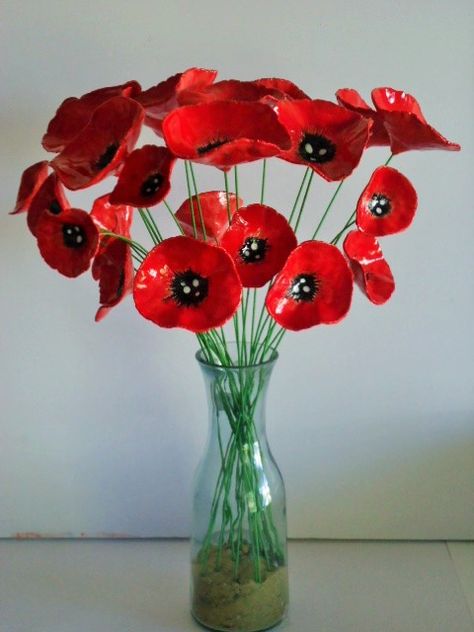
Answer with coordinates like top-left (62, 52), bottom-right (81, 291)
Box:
top-left (191, 349), bottom-right (288, 632)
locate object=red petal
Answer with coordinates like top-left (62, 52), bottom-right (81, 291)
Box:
top-left (175, 191), bottom-right (243, 242)
top-left (109, 145), bottom-right (176, 207)
top-left (51, 96), bottom-right (144, 190)
top-left (254, 78), bottom-right (309, 100)
top-left (162, 101), bottom-right (291, 170)
top-left (356, 166), bottom-right (418, 236)
top-left (343, 230), bottom-right (395, 305)
top-left (133, 236), bottom-right (242, 332)
top-left (11, 161), bottom-right (49, 215)
top-left (178, 79), bottom-right (283, 106)
top-left (220, 204), bottom-right (297, 287)
top-left (91, 193), bottom-right (133, 236)
top-left (336, 88), bottom-right (390, 146)
top-left (92, 237), bottom-right (134, 321)
top-left (276, 99), bottom-right (372, 181)
top-left (36, 208), bottom-right (99, 278)
top-left (27, 173), bottom-right (70, 236)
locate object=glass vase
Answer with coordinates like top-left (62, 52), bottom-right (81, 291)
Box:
top-left (191, 347), bottom-right (288, 632)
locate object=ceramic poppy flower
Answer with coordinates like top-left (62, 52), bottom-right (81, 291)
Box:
top-left (175, 191), bottom-right (242, 243)
top-left (27, 173), bottom-right (70, 236)
top-left (134, 236), bottom-right (242, 332)
top-left (51, 96), bottom-right (145, 190)
top-left (343, 230), bottom-right (395, 305)
top-left (356, 166), bottom-right (418, 236)
top-left (137, 67), bottom-right (217, 135)
top-left (35, 208), bottom-right (99, 278)
top-left (276, 99), bottom-right (372, 181)
top-left (266, 240), bottom-right (353, 330)
top-left (162, 101), bottom-right (291, 170)
top-left (371, 87), bottom-right (461, 154)
top-left (10, 161), bottom-right (49, 215)
top-left (336, 88), bottom-right (390, 147)
top-left (220, 204), bottom-right (297, 287)
top-left (91, 193), bottom-right (133, 236)
top-left (109, 145), bottom-right (176, 207)
top-left (178, 79), bottom-right (283, 106)
top-left (42, 81), bottom-right (141, 153)
top-left (92, 236), bottom-right (134, 322)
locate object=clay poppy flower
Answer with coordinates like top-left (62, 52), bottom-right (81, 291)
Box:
top-left (137, 67), bottom-right (217, 135)
top-left (133, 236), bottom-right (242, 332)
top-left (27, 173), bottom-right (70, 236)
top-left (343, 230), bottom-right (395, 305)
top-left (10, 161), bottom-right (49, 215)
top-left (276, 99), bottom-right (372, 181)
top-left (42, 81), bottom-right (141, 152)
top-left (356, 166), bottom-right (418, 236)
top-left (220, 204), bottom-right (297, 287)
top-left (91, 193), bottom-right (133, 236)
top-left (162, 101), bottom-right (291, 170)
top-left (371, 87), bottom-right (461, 154)
top-left (51, 96), bottom-right (145, 190)
top-left (109, 145), bottom-right (175, 207)
top-left (92, 236), bottom-right (134, 322)
top-left (336, 88), bottom-right (390, 147)
top-left (178, 79), bottom-right (282, 106)
top-left (266, 240), bottom-right (353, 330)
top-left (175, 191), bottom-right (242, 242)
top-left (36, 208), bottom-right (99, 278)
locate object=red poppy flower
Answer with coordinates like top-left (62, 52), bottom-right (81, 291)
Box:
top-left (336, 88), bottom-right (390, 146)
top-left (27, 173), bottom-right (70, 236)
top-left (343, 230), bottom-right (394, 305)
top-left (175, 191), bottom-right (242, 243)
top-left (266, 240), bottom-right (353, 330)
top-left (36, 208), bottom-right (99, 278)
top-left (42, 81), bottom-right (141, 153)
top-left (133, 236), bottom-right (242, 333)
top-left (137, 67), bottom-right (217, 135)
top-left (91, 193), bottom-right (133, 236)
top-left (51, 96), bottom-right (145, 190)
top-left (276, 99), bottom-right (372, 181)
top-left (162, 101), bottom-right (291, 170)
top-left (178, 79), bottom-right (283, 106)
top-left (220, 204), bottom-right (297, 287)
top-left (356, 166), bottom-right (418, 236)
top-left (371, 87), bottom-right (461, 154)
top-left (10, 161), bottom-right (49, 215)
top-left (254, 77), bottom-right (309, 100)
top-left (109, 145), bottom-right (176, 207)
top-left (92, 236), bottom-right (134, 322)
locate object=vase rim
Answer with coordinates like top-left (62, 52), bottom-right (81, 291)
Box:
top-left (195, 344), bottom-right (278, 370)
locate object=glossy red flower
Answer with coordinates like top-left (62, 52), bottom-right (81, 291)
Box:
top-left (42, 81), bottom-right (141, 152)
top-left (220, 204), bottom-right (297, 287)
top-left (92, 237), bottom-right (134, 322)
top-left (133, 236), bottom-right (242, 332)
top-left (175, 191), bottom-right (242, 243)
top-left (266, 241), bottom-right (353, 330)
top-left (343, 230), bottom-right (394, 305)
top-left (109, 145), bottom-right (175, 207)
top-left (162, 101), bottom-right (291, 170)
top-left (91, 193), bottom-right (133, 236)
top-left (36, 208), bottom-right (99, 278)
top-left (356, 166), bottom-right (418, 236)
top-left (371, 87), bottom-right (461, 154)
top-left (27, 173), bottom-right (70, 236)
top-left (137, 67), bottom-right (217, 135)
top-left (336, 88), bottom-right (390, 146)
top-left (51, 96), bottom-right (145, 190)
top-left (276, 99), bottom-right (372, 181)
top-left (178, 79), bottom-right (283, 106)
top-left (10, 161), bottom-right (49, 215)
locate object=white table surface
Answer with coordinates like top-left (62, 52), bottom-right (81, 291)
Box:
top-left (1, 540), bottom-right (473, 632)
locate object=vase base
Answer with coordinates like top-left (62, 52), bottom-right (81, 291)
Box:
top-left (192, 610), bottom-right (287, 632)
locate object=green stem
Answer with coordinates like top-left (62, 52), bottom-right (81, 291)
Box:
top-left (288, 168), bottom-right (310, 225)
top-left (163, 200), bottom-right (184, 234)
top-left (260, 159), bottom-right (267, 204)
top-left (188, 162), bottom-right (207, 241)
top-left (311, 179), bottom-right (344, 240)
top-left (184, 161), bottom-right (197, 238)
top-left (293, 170), bottom-right (315, 233)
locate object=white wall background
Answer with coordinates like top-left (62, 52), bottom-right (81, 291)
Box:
top-left (1, 0), bottom-right (473, 540)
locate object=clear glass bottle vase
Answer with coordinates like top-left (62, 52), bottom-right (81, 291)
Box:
top-left (191, 348), bottom-right (288, 632)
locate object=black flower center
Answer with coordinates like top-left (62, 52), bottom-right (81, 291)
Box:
top-left (239, 237), bottom-right (268, 264)
top-left (289, 273), bottom-right (318, 302)
top-left (95, 143), bottom-right (119, 171)
top-left (49, 199), bottom-right (62, 215)
top-left (62, 224), bottom-right (86, 249)
top-left (197, 139), bottom-right (228, 155)
top-left (140, 172), bottom-right (163, 198)
top-left (299, 134), bottom-right (336, 164)
top-left (368, 193), bottom-right (391, 217)
top-left (170, 269), bottom-right (208, 307)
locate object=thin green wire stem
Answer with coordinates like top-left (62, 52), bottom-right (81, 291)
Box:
top-left (234, 165), bottom-right (239, 202)
top-left (184, 161), bottom-right (197, 238)
top-left (311, 179), bottom-right (344, 240)
top-left (163, 199), bottom-right (184, 234)
top-left (188, 162), bottom-right (208, 241)
top-left (260, 160), bottom-right (267, 204)
top-left (99, 231), bottom-right (148, 258)
top-left (138, 208), bottom-right (160, 245)
top-left (293, 170), bottom-right (315, 233)
top-left (145, 208), bottom-right (164, 241)
top-left (288, 168), bottom-right (310, 225)
top-left (223, 171), bottom-right (232, 223)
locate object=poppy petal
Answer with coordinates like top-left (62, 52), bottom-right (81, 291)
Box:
top-left (11, 161), bottom-right (49, 215)
top-left (336, 88), bottom-right (390, 146)
top-left (254, 77), bottom-right (309, 100)
top-left (51, 96), bottom-right (145, 190)
top-left (356, 166), bottom-right (418, 236)
top-left (133, 236), bottom-right (242, 333)
top-left (343, 230), bottom-right (395, 305)
top-left (91, 193), bottom-right (133, 236)
top-left (92, 237), bottom-right (134, 321)
top-left (266, 240), bottom-right (353, 330)
top-left (220, 204), bottom-right (297, 287)
top-left (36, 208), bottom-right (99, 277)
top-left (27, 173), bottom-right (70, 236)
top-left (175, 191), bottom-right (243, 242)
top-left (178, 79), bottom-right (283, 106)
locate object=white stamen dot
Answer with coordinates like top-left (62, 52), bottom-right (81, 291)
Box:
top-left (255, 254), bottom-right (261, 259)
top-left (304, 143), bottom-right (314, 154)
top-left (192, 279), bottom-right (200, 287)
top-left (76, 235), bottom-right (83, 244)
top-left (318, 148), bottom-right (328, 156)
top-left (303, 285), bottom-right (311, 293)
top-left (300, 277), bottom-right (306, 283)
top-left (183, 286), bottom-right (191, 294)
top-left (250, 241), bottom-right (259, 251)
